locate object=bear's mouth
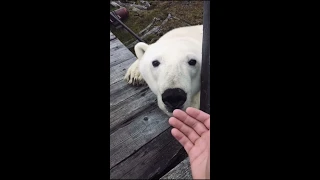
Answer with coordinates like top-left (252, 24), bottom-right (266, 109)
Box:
top-left (165, 105), bottom-right (183, 113)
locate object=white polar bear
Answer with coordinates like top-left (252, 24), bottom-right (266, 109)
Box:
top-left (124, 25), bottom-right (203, 116)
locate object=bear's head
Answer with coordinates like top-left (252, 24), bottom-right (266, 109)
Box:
top-left (135, 38), bottom-right (202, 116)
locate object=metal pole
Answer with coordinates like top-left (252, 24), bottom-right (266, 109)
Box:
top-left (200, 1), bottom-right (210, 114)
top-left (110, 12), bottom-right (145, 42)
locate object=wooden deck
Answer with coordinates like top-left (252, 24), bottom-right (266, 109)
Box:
top-left (110, 32), bottom-right (192, 179)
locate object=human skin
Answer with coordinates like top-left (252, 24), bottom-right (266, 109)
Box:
top-left (169, 107), bottom-right (210, 179)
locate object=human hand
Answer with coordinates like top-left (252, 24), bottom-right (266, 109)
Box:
top-left (169, 107), bottom-right (210, 179)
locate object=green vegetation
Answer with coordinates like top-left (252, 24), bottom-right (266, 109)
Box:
top-left (110, 1), bottom-right (204, 54)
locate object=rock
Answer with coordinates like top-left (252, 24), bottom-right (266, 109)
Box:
top-left (131, 7), bottom-right (140, 12)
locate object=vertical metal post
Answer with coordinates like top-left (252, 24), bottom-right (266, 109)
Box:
top-left (200, 1), bottom-right (210, 114)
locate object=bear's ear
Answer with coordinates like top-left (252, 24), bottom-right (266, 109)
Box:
top-left (134, 42), bottom-right (149, 60)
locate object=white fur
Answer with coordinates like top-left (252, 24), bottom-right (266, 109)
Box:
top-left (124, 25), bottom-right (203, 116)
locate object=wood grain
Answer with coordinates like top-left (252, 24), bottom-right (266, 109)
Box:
top-left (111, 128), bottom-right (186, 179)
top-left (110, 32), bottom-right (116, 40)
top-left (110, 31), bottom-right (189, 179)
top-left (110, 106), bottom-right (170, 168)
top-left (160, 158), bottom-right (192, 179)
top-left (110, 38), bottom-right (137, 67)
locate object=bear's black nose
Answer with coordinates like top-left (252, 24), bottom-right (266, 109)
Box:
top-left (162, 88), bottom-right (187, 112)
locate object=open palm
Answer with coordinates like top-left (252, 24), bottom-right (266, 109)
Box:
top-left (169, 107), bottom-right (210, 179)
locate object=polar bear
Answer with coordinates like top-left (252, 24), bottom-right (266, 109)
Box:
top-left (124, 25), bottom-right (203, 116)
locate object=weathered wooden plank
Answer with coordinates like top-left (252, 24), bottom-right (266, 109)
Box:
top-left (110, 56), bottom-right (136, 85)
top-left (110, 106), bottom-right (169, 168)
top-left (110, 38), bottom-right (136, 67)
top-left (110, 128), bottom-right (187, 179)
top-left (110, 32), bottom-right (187, 179)
top-left (109, 34), bottom-right (161, 134)
top-left (110, 78), bottom-right (146, 97)
top-left (110, 31), bottom-right (116, 40)
top-left (110, 50), bottom-right (136, 67)
top-left (160, 158), bottom-right (192, 180)
top-left (110, 37), bottom-right (122, 49)
top-left (110, 89), bottom-right (158, 132)
top-left (110, 81), bottom-right (149, 107)
top-left (110, 42), bottom-right (156, 131)
top-left (110, 31), bottom-right (137, 86)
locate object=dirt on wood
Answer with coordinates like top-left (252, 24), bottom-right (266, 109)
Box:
top-left (110, 0), bottom-right (204, 54)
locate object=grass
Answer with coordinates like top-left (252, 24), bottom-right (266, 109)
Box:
top-left (110, 1), bottom-right (204, 54)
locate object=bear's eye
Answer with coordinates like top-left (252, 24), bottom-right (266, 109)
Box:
top-left (152, 60), bottom-right (160, 67)
top-left (188, 59), bottom-right (197, 66)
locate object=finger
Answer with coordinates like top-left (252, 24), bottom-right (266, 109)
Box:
top-left (186, 107), bottom-right (210, 129)
top-left (171, 128), bottom-right (193, 153)
top-left (173, 109), bottom-right (209, 136)
top-left (169, 117), bottom-right (200, 144)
